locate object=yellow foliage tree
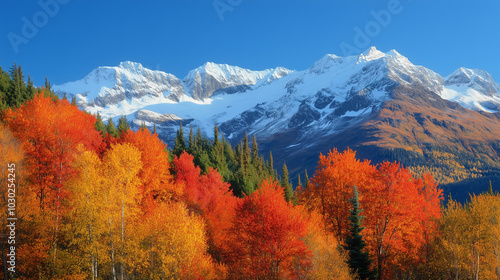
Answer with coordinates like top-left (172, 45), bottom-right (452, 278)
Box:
top-left (102, 143), bottom-right (142, 280)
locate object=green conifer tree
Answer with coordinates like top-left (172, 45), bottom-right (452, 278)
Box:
top-left (268, 151), bottom-right (274, 178)
top-left (281, 163), bottom-right (293, 202)
top-left (343, 185), bottom-right (376, 280)
top-left (8, 63), bottom-right (25, 108)
top-left (188, 126), bottom-right (194, 154)
top-left (213, 125), bottom-right (219, 147)
top-left (304, 169), bottom-right (310, 188)
top-left (106, 118), bottom-right (119, 138)
top-left (117, 115), bottom-right (130, 135)
top-left (95, 112), bottom-right (107, 137)
top-left (173, 123), bottom-right (186, 157)
top-left (251, 135), bottom-right (260, 168)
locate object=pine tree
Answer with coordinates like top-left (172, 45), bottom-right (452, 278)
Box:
top-left (343, 185), bottom-right (376, 280)
top-left (297, 174), bottom-right (302, 189)
top-left (173, 123), bottom-right (186, 157)
top-left (251, 135), bottom-right (259, 167)
top-left (304, 169), bottom-right (309, 188)
top-left (268, 151), bottom-right (274, 178)
top-left (0, 66), bottom-right (11, 110)
top-left (281, 163), bottom-right (293, 202)
top-left (139, 121), bottom-right (147, 131)
top-left (195, 127), bottom-right (204, 152)
top-left (8, 63), bottom-right (25, 108)
top-left (188, 126), bottom-right (194, 154)
top-left (95, 112), bottom-right (107, 137)
top-left (153, 123), bottom-right (157, 135)
top-left (117, 115), bottom-right (130, 135)
top-left (106, 118), bottom-right (119, 138)
top-left (25, 75), bottom-right (36, 101)
top-left (71, 96), bottom-right (77, 106)
top-left (242, 132), bottom-right (251, 174)
top-left (213, 125), bottom-right (219, 147)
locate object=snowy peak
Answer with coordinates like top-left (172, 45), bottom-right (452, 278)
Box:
top-left (444, 67), bottom-right (500, 96)
top-left (118, 61), bottom-right (145, 72)
top-left (357, 46), bottom-right (385, 62)
top-left (183, 62), bottom-right (293, 100)
top-left (439, 67), bottom-right (500, 112)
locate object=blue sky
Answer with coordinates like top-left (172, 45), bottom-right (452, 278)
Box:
top-left (1, 0), bottom-right (499, 86)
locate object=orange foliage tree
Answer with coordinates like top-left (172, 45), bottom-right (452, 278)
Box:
top-left (4, 93), bottom-right (102, 278)
top-left (228, 178), bottom-right (312, 279)
top-left (120, 128), bottom-right (180, 207)
top-left (300, 148), bottom-right (442, 279)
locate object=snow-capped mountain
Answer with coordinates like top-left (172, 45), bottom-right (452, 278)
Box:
top-left (54, 47), bottom-right (500, 186)
top-left (441, 67), bottom-right (500, 112)
top-left (54, 61), bottom-right (293, 120)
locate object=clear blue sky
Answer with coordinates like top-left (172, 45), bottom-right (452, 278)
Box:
top-left (1, 0), bottom-right (499, 86)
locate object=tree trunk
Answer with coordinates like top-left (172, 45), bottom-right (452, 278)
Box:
top-left (121, 200), bottom-right (125, 280)
top-left (109, 216), bottom-right (116, 280)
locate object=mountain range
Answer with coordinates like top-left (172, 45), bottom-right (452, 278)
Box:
top-left (53, 47), bottom-right (500, 198)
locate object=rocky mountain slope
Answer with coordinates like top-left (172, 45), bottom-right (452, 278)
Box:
top-left (54, 47), bottom-right (500, 194)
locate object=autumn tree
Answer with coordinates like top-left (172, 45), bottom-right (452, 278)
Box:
top-left (102, 143), bottom-right (142, 280)
top-left (172, 151), bottom-right (238, 262)
top-left (65, 148), bottom-right (108, 279)
top-left (120, 128), bottom-right (180, 206)
top-left (4, 93), bottom-right (103, 277)
top-left (229, 178), bottom-right (312, 279)
top-left (300, 148), bottom-right (443, 279)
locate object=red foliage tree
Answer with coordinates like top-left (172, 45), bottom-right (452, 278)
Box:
top-left (5, 93), bottom-right (102, 210)
top-left (301, 149), bottom-right (443, 279)
top-left (172, 151), bottom-right (238, 261)
top-left (229, 178), bottom-right (312, 279)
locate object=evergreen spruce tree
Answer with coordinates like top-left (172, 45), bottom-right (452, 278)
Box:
top-left (8, 63), bottom-right (25, 108)
top-left (297, 174), bottom-right (302, 189)
top-left (213, 125), bottom-right (219, 147)
top-left (25, 75), bottom-right (36, 101)
top-left (343, 185), bottom-right (376, 280)
top-left (242, 132), bottom-right (251, 173)
top-left (268, 151), bottom-right (274, 178)
top-left (188, 126), bottom-right (194, 154)
top-left (71, 96), bottom-right (77, 106)
top-left (0, 67), bottom-right (11, 110)
top-left (304, 169), bottom-right (310, 188)
top-left (281, 163), bottom-right (293, 202)
top-left (251, 135), bottom-right (260, 169)
top-left (195, 127), bottom-right (203, 152)
top-left (173, 123), bottom-right (186, 157)
top-left (139, 121), bottom-right (147, 131)
top-left (117, 115), bottom-right (130, 135)
top-left (106, 118), bottom-right (119, 138)
top-left (95, 112), bottom-right (107, 137)
top-left (153, 123), bottom-right (157, 135)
